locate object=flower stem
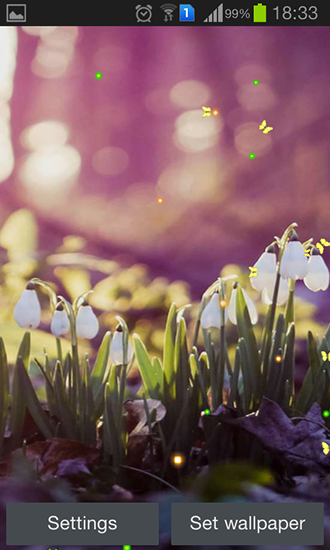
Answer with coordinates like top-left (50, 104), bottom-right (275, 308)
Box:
top-left (284, 279), bottom-right (295, 329)
top-left (217, 280), bottom-right (226, 407)
top-left (56, 337), bottom-right (63, 366)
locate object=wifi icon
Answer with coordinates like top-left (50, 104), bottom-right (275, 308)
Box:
top-left (161, 3), bottom-right (177, 21)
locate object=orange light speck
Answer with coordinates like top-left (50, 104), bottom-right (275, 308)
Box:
top-left (212, 110), bottom-right (219, 116)
top-left (275, 355), bottom-right (282, 363)
top-left (170, 452), bottom-right (185, 468)
top-left (158, 198), bottom-right (163, 204)
top-left (219, 299), bottom-right (227, 308)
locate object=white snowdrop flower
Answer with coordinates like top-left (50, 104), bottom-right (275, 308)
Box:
top-left (262, 276), bottom-right (289, 306)
top-left (110, 325), bottom-right (133, 365)
top-left (14, 282), bottom-right (41, 329)
top-left (304, 248), bottom-right (330, 292)
top-left (201, 293), bottom-right (227, 329)
top-left (51, 303), bottom-right (70, 337)
top-left (280, 231), bottom-right (308, 280)
top-left (76, 301), bottom-right (99, 339)
top-left (250, 246), bottom-right (277, 291)
top-left (228, 284), bottom-right (258, 325)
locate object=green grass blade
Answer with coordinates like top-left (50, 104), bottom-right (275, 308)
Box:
top-left (17, 357), bottom-right (53, 439)
top-left (235, 287), bottom-right (260, 402)
top-left (163, 303), bottom-right (177, 402)
top-left (53, 361), bottom-right (76, 439)
top-left (228, 344), bottom-right (240, 408)
top-left (263, 313), bottom-right (285, 392)
top-left (279, 323), bottom-right (295, 405)
top-left (174, 317), bottom-right (190, 408)
top-left (81, 357), bottom-right (96, 445)
top-left (9, 332), bottom-right (31, 446)
top-left (0, 338), bottom-right (9, 457)
top-left (34, 358), bottom-right (57, 417)
top-left (90, 331), bottom-right (111, 399)
top-left (307, 331), bottom-right (322, 382)
top-left (133, 334), bottom-right (163, 399)
top-left (103, 383), bottom-right (121, 468)
top-left (190, 352), bottom-right (208, 409)
top-left (63, 352), bottom-right (72, 383)
top-left (93, 364), bottom-right (111, 419)
top-left (238, 338), bottom-right (252, 414)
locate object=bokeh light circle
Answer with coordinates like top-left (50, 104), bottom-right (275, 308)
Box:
top-left (170, 80), bottom-right (211, 108)
top-left (93, 147), bottom-right (129, 176)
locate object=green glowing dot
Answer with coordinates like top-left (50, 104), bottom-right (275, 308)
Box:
top-left (249, 153), bottom-right (255, 159)
top-left (254, 80), bottom-right (259, 85)
top-left (123, 546), bottom-right (131, 550)
top-left (95, 72), bottom-right (103, 79)
top-left (323, 411), bottom-right (330, 418)
top-left (204, 409), bottom-right (211, 415)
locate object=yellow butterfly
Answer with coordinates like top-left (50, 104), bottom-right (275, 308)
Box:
top-left (202, 106), bottom-right (211, 118)
top-left (316, 242), bottom-right (324, 254)
top-left (249, 266), bottom-right (258, 278)
top-left (304, 249), bottom-right (311, 257)
top-left (321, 351), bottom-right (330, 361)
top-left (322, 442), bottom-right (330, 455)
top-left (321, 238), bottom-right (330, 246)
top-left (259, 120), bottom-right (273, 134)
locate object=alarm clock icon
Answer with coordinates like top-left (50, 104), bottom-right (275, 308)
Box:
top-left (136, 5), bottom-right (153, 23)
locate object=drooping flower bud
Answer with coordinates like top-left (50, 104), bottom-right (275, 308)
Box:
top-left (262, 276), bottom-right (289, 306)
top-left (280, 231), bottom-right (308, 280)
top-left (304, 247), bottom-right (330, 292)
top-left (76, 301), bottom-right (99, 339)
top-left (200, 292), bottom-right (227, 329)
top-left (250, 248), bottom-right (277, 291)
top-left (228, 284), bottom-right (258, 325)
top-left (110, 325), bottom-right (133, 365)
top-left (51, 302), bottom-right (70, 337)
top-left (14, 282), bottom-right (41, 329)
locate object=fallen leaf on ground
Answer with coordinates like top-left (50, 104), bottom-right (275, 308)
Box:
top-left (225, 398), bottom-right (330, 472)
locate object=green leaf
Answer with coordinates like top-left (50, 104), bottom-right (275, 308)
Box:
top-left (279, 323), bottom-right (295, 405)
top-left (17, 357), bottom-right (53, 439)
top-left (265, 313), bottom-right (285, 394)
top-left (103, 383), bottom-right (121, 468)
top-left (238, 338), bottom-right (252, 414)
top-left (163, 303), bottom-right (177, 401)
top-left (34, 358), bottom-right (57, 417)
top-left (90, 331), bottom-right (111, 399)
top-left (81, 358), bottom-right (96, 445)
top-left (0, 338), bottom-right (9, 457)
top-left (93, 364), bottom-right (111, 420)
top-left (9, 332), bottom-right (31, 446)
top-left (174, 317), bottom-right (190, 407)
top-left (53, 362), bottom-right (76, 439)
top-left (307, 330), bottom-right (322, 382)
top-left (133, 334), bottom-right (163, 399)
top-left (228, 344), bottom-right (240, 408)
top-left (190, 352), bottom-right (208, 410)
top-left (235, 286), bottom-right (260, 402)
top-left (63, 352), bottom-right (72, 383)
top-left (296, 331), bottom-right (322, 414)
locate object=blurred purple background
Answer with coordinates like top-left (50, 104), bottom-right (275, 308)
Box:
top-left (1, 25), bottom-right (330, 299)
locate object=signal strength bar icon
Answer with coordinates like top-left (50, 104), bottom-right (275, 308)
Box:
top-left (204, 3), bottom-right (223, 22)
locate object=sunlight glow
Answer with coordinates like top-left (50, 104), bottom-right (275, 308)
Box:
top-left (0, 27), bottom-right (17, 182)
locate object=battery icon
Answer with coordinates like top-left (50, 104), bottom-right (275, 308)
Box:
top-left (253, 3), bottom-right (267, 22)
